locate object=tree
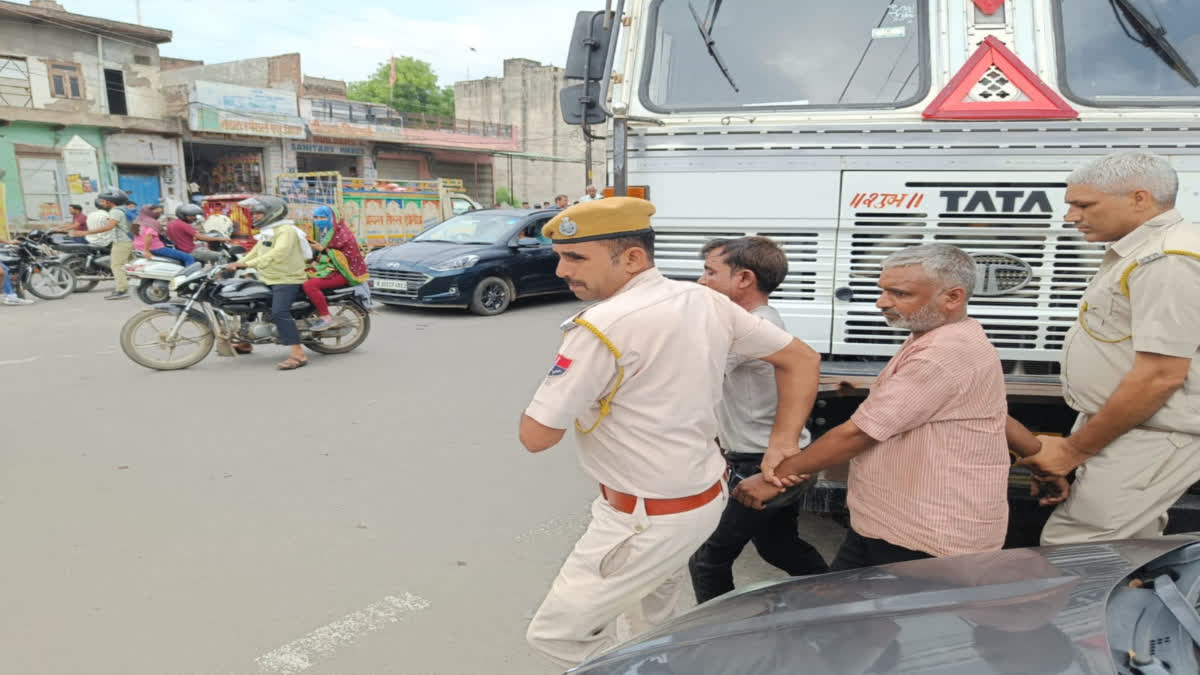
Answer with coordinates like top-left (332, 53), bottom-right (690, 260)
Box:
top-left (495, 186), bottom-right (520, 207)
top-left (347, 57), bottom-right (455, 119)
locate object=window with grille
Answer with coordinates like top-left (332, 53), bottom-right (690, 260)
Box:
top-left (48, 61), bottom-right (84, 100)
top-left (0, 56), bottom-right (32, 107)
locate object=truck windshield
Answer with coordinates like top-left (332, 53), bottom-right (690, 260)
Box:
top-left (1057, 0), bottom-right (1200, 105)
top-left (642, 0), bottom-right (927, 112)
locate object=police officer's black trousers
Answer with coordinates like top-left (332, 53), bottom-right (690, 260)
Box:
top-left (688, 457), bottom-right (829, 604)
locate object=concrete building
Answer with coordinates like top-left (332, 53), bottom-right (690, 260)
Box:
top-left (455, 58), bottom-right (606, 206)
top-left (0, 0), bottom-right (184, 230)
top-left (161, 54), bottom-right (520, 205)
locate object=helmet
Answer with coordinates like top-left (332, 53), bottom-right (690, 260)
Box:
top-left (96, 187), bottom-right (129, 206)
top-left (238, 195), bottom-right (287, 228)
top-left (176, 204), bottom-right (203, 221)
top-left (93, 197), bottom-right (105, 209)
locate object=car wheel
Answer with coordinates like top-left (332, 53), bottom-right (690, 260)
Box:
top-left (469, 276), bottom-right (512, 316)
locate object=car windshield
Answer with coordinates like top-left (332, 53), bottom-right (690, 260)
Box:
top-left (642, 0), bottom-right (927, 111)
top-left (412, 213), bottom-right (520, 245)
top-left (1058, 0), bottom-right (1200, 104)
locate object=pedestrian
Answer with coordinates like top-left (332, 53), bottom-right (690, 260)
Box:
top-left (518, 197), bottom-right (821, 668)
top-left (123, 200), bottom-right (139, 224)
top-left (134, 204), bottom-right (194, 267)
top-left (734, 244), bottom-right (1039, 570)
top-left (74, 188), bottom-right (134, 300)
top-left (225, 196), bottom-right (311, 370)
top-left (579, 185), bottom-right (600, 202)
top-left (302, 205), bottom-right (368, 331)
top-left (688, 236), bottom-right (829, 603)
top-left (166, 204), bottom-right (228, 265)
top-left (0, 238), bottom-right (34, 305)
top-left (1013, 151), bottom-right (1200, 544)
top-left (554, 194), bottom-right (569, 209)
top-left (521, 201), bottom-right (530, 209)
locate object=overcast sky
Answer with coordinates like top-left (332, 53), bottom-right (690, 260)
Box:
top-left (42, 0), bottom-right (585, 87)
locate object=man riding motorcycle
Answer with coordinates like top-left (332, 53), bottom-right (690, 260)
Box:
top-left (166, 204), bottom-right (229, 265)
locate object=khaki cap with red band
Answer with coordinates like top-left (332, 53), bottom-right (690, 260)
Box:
top-left (542, 197), bottom-right (656, 243)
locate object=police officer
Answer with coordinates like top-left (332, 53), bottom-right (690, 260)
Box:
top-left (1015, 151), bottom-right (1200, 543)
top-left (518, 197), bottom-right (821, 668)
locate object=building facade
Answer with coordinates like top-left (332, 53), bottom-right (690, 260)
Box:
top-left (455, 58), bottom-right (607, 206)
top-left (0, 0), bottom-right (184, 230)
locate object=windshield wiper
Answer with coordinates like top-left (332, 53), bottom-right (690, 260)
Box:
top-left (1109, 0), bottom-right (1199, 87)
top-left (688, 0), bottom-right (738, 92)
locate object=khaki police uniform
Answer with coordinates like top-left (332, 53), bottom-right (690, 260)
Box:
top-left (1045, 209), bottom-right (1200, 544)
top-left (523, 198), bottom-right (796, 667)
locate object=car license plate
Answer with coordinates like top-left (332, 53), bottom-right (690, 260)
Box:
top-left (374, 279), bottom-right (408, 291)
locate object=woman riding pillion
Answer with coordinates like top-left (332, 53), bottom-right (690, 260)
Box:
top-left (225, 196), bottom-right (311, 371)
top-left (134, 204), bottom-right (195, 267)
top-left (303, 205), bottom-right (368, 331)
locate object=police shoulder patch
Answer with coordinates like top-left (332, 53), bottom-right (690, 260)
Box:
top-left (549, 354), bottom-right (573, 376)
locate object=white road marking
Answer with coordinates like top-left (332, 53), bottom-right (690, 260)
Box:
top-left (0, 356), bottom-right (40, 367)
top-left (255, 592), bottom-right (431, 674)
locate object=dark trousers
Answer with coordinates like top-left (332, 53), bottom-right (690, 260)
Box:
top-left (689, 455), bottom-right (829, 604)
top-left (269, 284), bottom-right (302, 345)
top-left (829, 528), bottom-right (933, 572)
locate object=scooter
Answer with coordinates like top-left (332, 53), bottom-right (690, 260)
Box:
top-left (125, 237), bottom-right (242, 304)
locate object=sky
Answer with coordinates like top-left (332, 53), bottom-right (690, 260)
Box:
top-left (35, 0), bottom-right (586, 87)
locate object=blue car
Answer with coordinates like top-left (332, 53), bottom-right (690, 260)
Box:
top-left (364, 209), bottom-right (570, 315)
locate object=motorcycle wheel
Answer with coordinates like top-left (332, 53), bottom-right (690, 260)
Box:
top-left (65, 258), bottom-right (100, 293)
top-left (137, 279), bottom-right (171, 304)
top-left (120, 309), bottom-right (214, 371)
top-left (24, 264), bottom-right (76, 300)
top-left (303, 302), bottom-right (371, 354)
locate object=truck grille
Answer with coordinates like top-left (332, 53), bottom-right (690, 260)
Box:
top-left (655, 229), bottom-right (825, 302)
top-left (834, 173), bottom-right (1105, 362)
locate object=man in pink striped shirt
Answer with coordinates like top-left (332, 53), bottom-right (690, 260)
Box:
top-left (734, 244), bottom-right (1014, 570)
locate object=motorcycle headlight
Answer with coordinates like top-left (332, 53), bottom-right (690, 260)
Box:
top-left (430, 254), bottom-right (479, 272)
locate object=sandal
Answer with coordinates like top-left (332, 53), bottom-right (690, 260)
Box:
top-left (277, 357), bottom-right (308, 371)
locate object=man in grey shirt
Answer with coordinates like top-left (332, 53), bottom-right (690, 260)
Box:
top-left (689, 236), bottom-right (828, 603)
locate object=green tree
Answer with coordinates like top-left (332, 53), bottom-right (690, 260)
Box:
top-left (495, 186), bottom-right (520, 207)
top-left (347, 57), bottom-right (455, 118)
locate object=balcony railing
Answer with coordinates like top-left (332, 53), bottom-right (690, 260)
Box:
top-left (305, 97), bottom-right (513, 139)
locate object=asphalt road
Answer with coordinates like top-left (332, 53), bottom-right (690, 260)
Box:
top-left (0, 285), bottom-right (846, 675)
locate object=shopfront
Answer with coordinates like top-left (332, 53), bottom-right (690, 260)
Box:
top-left (107, 132), bottom-right (187, 212)
top-left (0, 122), bottom-right (112, 228)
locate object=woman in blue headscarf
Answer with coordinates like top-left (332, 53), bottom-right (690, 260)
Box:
top-left (302, 205), bottom-right (368, 331)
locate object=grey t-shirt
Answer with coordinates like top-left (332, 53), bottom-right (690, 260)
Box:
top-left (108, 207), bottom-right (132, 242)
top-left (716, 304), bottom-right (812, 454)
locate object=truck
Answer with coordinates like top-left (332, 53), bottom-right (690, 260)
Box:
top-left (560, 0), bottom-right (1200, 543)
top-left (274, 172), bottom-right (481, 248)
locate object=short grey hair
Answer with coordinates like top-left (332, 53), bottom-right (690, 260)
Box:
top-left (882, 244), bottom-right (976, 300)
top-left (1066, 151), bottom-right (1178, 206)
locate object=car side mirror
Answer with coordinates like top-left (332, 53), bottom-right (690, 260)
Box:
top-left (517, 237), bottom-right (542, 248)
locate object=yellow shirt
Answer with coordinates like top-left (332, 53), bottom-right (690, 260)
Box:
top-left (239, 224), bottom-right (308, 285)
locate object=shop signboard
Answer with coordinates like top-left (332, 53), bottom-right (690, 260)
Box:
top-left (307, 118), bottom-right (406, 142)
top-left (0, 184), bottom-right (8, 239)
top-left (289, 141), bottom-right (365, 156)
top-left (62, 135), bottom-right (101, 208)
top-left (189, 81), bottom-right (305, 139)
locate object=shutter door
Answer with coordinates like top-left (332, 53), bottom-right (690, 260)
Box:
top-left (435, 161), bottom-right (493, 205)
top-left (375, 158), bottom-right (421, 180)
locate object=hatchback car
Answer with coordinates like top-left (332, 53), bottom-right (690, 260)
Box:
top-left (365, 209), bottom-right (569, 315)
top-left (570, 535), bottom-right (1200, 675)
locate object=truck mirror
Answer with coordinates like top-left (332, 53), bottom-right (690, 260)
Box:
top-left (564, 11), bottom-right (614, 81)
top-left (561, 83), bottom-right (608, 125)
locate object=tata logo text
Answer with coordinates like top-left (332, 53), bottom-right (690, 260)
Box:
top-left (940, 190), bottom-right (1052, 214)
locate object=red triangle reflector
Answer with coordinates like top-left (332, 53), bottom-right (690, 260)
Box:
top-left (922, 36), bottom-right (1078, 120)
top-left (972, 0), bottom-right (1004, 15)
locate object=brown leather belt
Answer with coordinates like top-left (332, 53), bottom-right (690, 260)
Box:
top-left (600, 480), bottom-right (724, 516)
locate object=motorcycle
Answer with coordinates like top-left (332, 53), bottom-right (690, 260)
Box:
top-left (120, 262), bottom-right (371, 371)
top-left (124, 238), bottom-right (242, 305)
top-left (0, 233), bottom-right (77, 300)
top-left (35, 231), bottom-right (114, 293)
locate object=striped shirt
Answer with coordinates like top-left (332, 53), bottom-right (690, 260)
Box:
top-left (848, 318), bottom-right (1009, 557)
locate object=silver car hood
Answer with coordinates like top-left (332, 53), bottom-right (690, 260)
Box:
top-left (571, 536), bottom-right (1200, 675)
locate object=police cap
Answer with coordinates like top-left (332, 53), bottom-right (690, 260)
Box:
top-left (542, 197), bottom-right (655, 243)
